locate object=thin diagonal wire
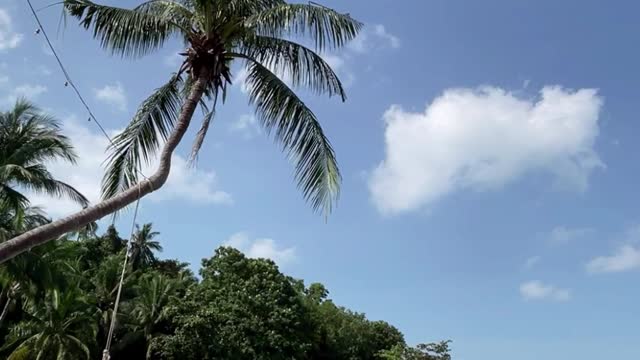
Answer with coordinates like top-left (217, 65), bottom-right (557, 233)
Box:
top-left (103, 187), bottom-right (142, 360)
top-left (25, 4), bottom-right (148, 358)
top-left (25, 0), bottom-right (150, 182)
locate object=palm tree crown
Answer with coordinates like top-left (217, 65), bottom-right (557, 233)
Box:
top-left (0, 0), bottom-right (361, 264)
top-left (66, 0), bottom-right (361, 215)
top-left (1, 288), bottom-right (97, 359)
top-left (0, 99), bottom-right (89, 212)
top-left (130, 223), bottom-right (163, 269)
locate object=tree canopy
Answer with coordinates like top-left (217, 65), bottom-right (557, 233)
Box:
top-left (0, 224), bottom-right (452, 359)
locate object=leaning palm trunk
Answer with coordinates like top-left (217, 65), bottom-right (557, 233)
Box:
top-left (0, 75), bottom-right (208, 263)
top-left (0, 0), bottom-right (361, 264)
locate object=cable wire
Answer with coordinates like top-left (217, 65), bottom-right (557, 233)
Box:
top-left (25, 3), bottom-right (149, 358)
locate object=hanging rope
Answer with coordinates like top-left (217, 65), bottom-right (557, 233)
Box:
top-left (102, 186), bottom-right (142, 360)
top-left (25, 3), bottom-right (152, 357)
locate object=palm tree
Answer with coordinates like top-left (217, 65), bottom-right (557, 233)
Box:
top-left (0, 99), bottom-right (89, 213)
top-left (0, 0), bottom-right (361, 263)
top-left (129, 223), bottom-right (163, 269)
top-left (0, 206), bottom-right (49, 243)
top-left (0, 207), bottom-right (53, 328)
top-left (0, 238), bottom-right (75, 328)
top-left (129, 273), bottom-right (177, 358)
top-left (0, 288), bottom-right (97, 359)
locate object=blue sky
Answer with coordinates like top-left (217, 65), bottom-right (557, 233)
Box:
top-left (2, 0), bottom-right (640, 359)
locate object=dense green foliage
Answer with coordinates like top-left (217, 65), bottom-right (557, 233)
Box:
top-left (0, 223), bottom-right (451, 359)
top-left (0, 99), bottom-right (88, 240)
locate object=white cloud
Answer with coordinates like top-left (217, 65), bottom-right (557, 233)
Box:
top-left (550, 226), bottom-right (593, 244)
top-left (27, 117), bottom-right (232, 217)
top-left (586, 245), bottom-right (640, 274)
top-left (0, 9), bottom-right (23, 51)
top-left (373, 24), bottom-right (401, 49)
top-left (524, 256), bottom-right (541, 270)
top-left (348, 23), bottom-right (400, 53)
top-left (369, 86), bottom-right (603, 214)
top-left (229, 114), bottom-right (260, 139)
top-left (321, 53), bottom-right (355, 87)
top-left (147, 155), bottom-right (233, 205)
top-left (37, 65), bottom-right (52, 76)
top-left (224, 232), bottom-right (296, 266)
top-left (520, 281), bottom-right (571, 302)
top-left (234, 67), bottom-right (250, 94)
top-left (2, 84), bottom-right (48, 105)
top-left (94, 82), bottom-right (127, 112)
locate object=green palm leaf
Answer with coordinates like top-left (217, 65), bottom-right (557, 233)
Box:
top-left (247, 3), bottom-right (363, 51)
top-left (1, 99), bottom-right (89, 212)
top-left (64, 0), bottom-right (180, 58)
top-left (239, 35), bottom-right (346, 100)
top-left (102, 76), bottom-right (183, 200)
top-left (243, 60), bottom-right (340, 215)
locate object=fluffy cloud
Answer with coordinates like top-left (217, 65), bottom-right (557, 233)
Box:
top-left (550, 226), bottom-right (593, 244)
top-left (229, 114), bottom-right (260, 139)
top-left (27, 117), bottom-right (232, 217)
top-left (373, 24), bottom-right (401, 48)
top-left (520, 281), bottom-right (571, 302)
top-left (224, 232), bottom-right (296, 266)
top-left (586, 245), bottom-right (640, 274)
top-left (2, 84), bottom-right (48, 105)
top-left (348, 23), bottom-right (400, 53)
top-left (369, 86), bottom-right (603, 214)
top-left (94, 82), bottom-right (127, 112)
top-left (0, 9), bottom-right (23, 51)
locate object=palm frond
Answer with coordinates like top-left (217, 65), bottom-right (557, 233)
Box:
top-left (102, 76), bottom-right (183, 200)
top-left (64, 0), bottom-right (181, 58)
top-left (247, 3), bottom-right (363, 51)
top-left (0, 185), bottom-right (30, 212)
top-left (134, 0), bottom-right (194, 33)
top-left (40, 179), bottom-right (89, 208)
top-left (213, 0), bottom-right (285, 17)
top-left (188, 108), bottom-right (214, 165)
top-left (244, 60), bottom-right (340, 216)
top-left (238, 35), bottom-right (346, 100)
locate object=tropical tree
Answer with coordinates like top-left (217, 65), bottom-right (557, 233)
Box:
top-left (378, 341), bottom-right (453, 360)
top-left (0, 99), bottom-right (88, 213)
top-left (0, 206), bottom-right (49, 243)
top-left (122, 273), bottom-right (178, 359)
top-left (0, 288), bottom-right (97, 360)
top-left (129, 223), bottom-right (163, 270)
top-left (151, 247), bottom-right (314, 359)
top-left (0, 0), bottom-right (361, 263)
top-left (0, 212), bottom-right (58, 328)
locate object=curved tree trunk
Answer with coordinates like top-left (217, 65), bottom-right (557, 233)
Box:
top-left (0, 74), bottom-right (209, 264)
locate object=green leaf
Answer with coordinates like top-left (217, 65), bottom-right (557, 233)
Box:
top-left (64, 0), bottom-right (180, 58)
top-left (244, 60), bottom-right (340, 216)
top-left (247, 3), bottom-right (363, 51)
top-left (238, 35), bottom-right (346, 100)
top-left (102, 76), bottom-right (183, 200)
